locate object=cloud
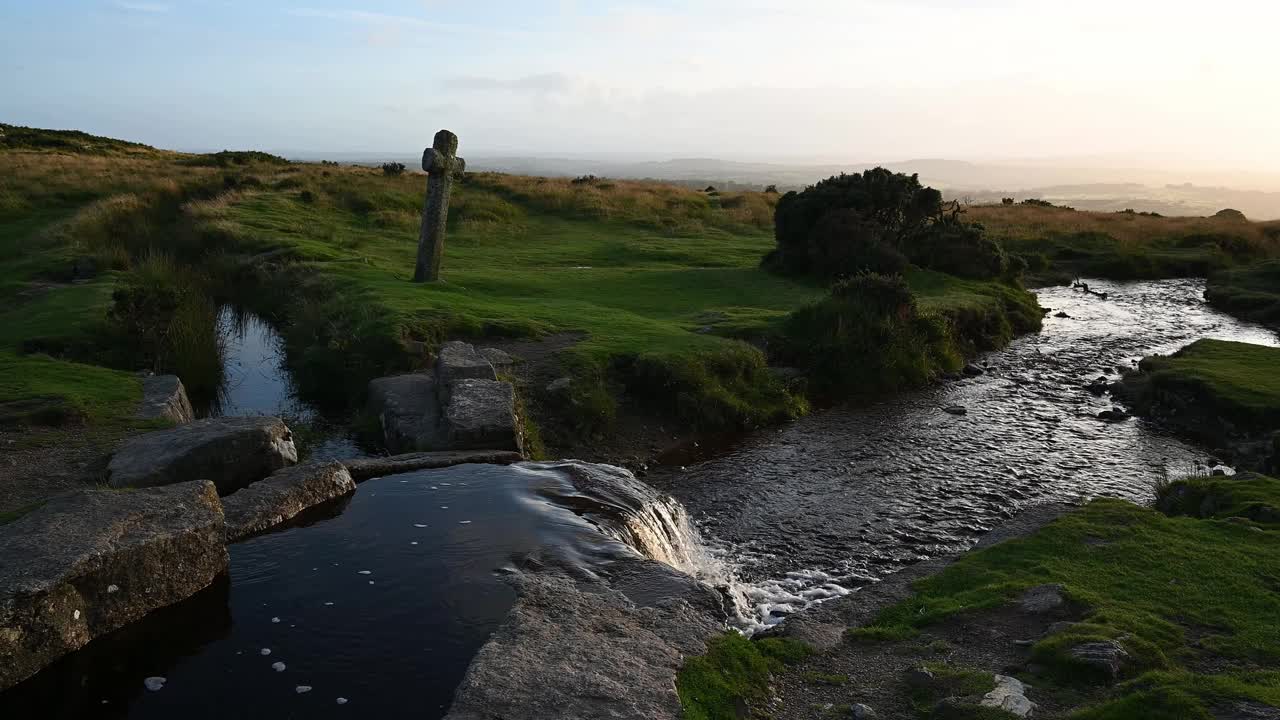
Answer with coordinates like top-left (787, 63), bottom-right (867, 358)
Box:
top-left (112, 1), bottom-right (170, 12)
top-left (287, 7), bottom-right (528, 37)
top-left (443, 73), bottom-right (575, 94)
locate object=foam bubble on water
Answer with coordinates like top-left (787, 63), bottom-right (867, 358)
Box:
top-left (143, 677), bottom-right (166, 692)
top-left (296, 685), bottom-right (312, 694)
top-left (272, 662), bottom-right (286, 672)
top-left (260, 648), bottom-right (271, 656)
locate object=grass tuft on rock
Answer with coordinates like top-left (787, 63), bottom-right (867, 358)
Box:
top-left (677, 633), bottom-right (812, 720)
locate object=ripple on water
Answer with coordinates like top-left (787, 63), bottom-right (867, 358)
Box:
top-left (654, 278), bottom-right (1280, 631)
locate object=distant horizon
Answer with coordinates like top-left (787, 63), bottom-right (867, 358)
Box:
top-left (5, 1), bottom-right (1278, 178)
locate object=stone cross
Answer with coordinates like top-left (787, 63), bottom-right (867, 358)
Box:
top-left (413, 129), bottom-right (466, 283)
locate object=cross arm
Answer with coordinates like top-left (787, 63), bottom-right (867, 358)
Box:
top-left (422, 148), bottom-right (466, 176)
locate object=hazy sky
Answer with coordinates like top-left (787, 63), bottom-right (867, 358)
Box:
top-left (3, 0), bottom-right (1279, 171)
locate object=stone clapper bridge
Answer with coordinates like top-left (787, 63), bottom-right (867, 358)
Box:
top-left (0, 339), bottom-right (525, 692)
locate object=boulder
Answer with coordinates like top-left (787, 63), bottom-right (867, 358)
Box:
top-left (137, 375), bottom-right (194, 425)
top-left (222, 461), bottom-right (356, 542)
top-left (982, 674), bottom-right (1036, 717)
top-left (480, 348), bottom-right (517, 375)
top-left (445, 379), bottom-right (522, 453)
top-left (963, 364), bottom-right (985, 377)
top-left (106, 417), bottom-right (297, 494)
top-left (1068, 639), bottom-right (1130, 682)
top-left (1097, 409), bottom-right (1130, 423)
top-left (1018, 584), bottom-right (1067, 615)
top-left (367, 373), bottom-right (444, 454)
top-left (436, 341), bottom-right (496, 402)
top-left (546, 377), bottom-right (573, 395)
top-left (943, 405), bottom-right (968, 416)
top-left (0, 481), bottom-right (227, 691)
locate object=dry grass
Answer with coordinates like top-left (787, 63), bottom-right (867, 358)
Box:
top-left (468, 172), bottom-right (778, 234)
top-left (968, 203), bottom-right (1280, 252)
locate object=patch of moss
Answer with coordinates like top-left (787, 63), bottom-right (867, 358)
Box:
top-left (677, 633), bottom-right (812, 720)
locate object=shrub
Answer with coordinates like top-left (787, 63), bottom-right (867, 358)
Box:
top-left (804, 208), bottom-right (908, 278)
top-left (381, 162), bottom-right (406, 177)
top-left (904, 219), bottom-right (1009, 280)
top-left (778, 273), bottom-right (958, 396)
top-left (769, 168), bottom-right (942, 276)
top-left (764, 184), bottom-right (779, 194)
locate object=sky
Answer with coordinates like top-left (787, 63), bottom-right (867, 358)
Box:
top-left (3, 0), bottom-right (1279, 172)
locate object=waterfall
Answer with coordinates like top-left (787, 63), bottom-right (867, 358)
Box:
top-left (518, 461), bottom-right (758, 627)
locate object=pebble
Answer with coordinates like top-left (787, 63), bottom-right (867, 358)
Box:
top-left (368, 581), bottom-right (375, 585)
top-left (440, 506), bottom-right (449, 509)
top-left (411, 541), bottom-right (419, 545)
top-left (143, 677), bottom-right (166, 692)
top-left (324, 602), bottom-right (335, 606)
top-left (296, 686), bottom-right (312, 694)
top-left (107, 584), bottom-right (120, 594)
top-left (73, 610), bottom-right (81, 621)
top-left (272, 662), bottom-right (286, 672)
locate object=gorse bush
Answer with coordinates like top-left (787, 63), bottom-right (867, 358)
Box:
top-left (381, 162), bottom-right (406, 177)
top-left (765, 168), bottom-right (1011, 282)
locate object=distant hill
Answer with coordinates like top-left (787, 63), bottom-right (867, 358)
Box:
top-left (0, 123), bottom-right (156, 155)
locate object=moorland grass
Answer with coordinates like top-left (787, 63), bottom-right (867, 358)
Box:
top-left (1118, 339), bottom-right (1280, 441)
top-left (845, 486), bottom-right (1280, 718)
top-left (968, 204), bottom-right (1280, 284)
top-left (1206, 260), bottom-right (1280, 329)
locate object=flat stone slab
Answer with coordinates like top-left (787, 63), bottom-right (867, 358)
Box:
top-left (367, 373), bottom-right (444, 454)
top-left (444, 570), bottom-right (723, 720)
top-left (343, 450), bottom-right (524, 482)
top-left (222, 461), bottom-right (356, 542)
top-left (137, 375), bottom-right (194, 425)
top-left (445, 379), bottom-right (521, 452)
top-left (0, 481), bottom-right (227, 691)
top-left (106, 417), bottom-right (297, 494)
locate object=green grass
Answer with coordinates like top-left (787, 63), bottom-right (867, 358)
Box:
top-left (1118, 340), bottom-right (1280, 444)
top-left (0, 352), bottom-right (143, 428)
top-left (1206, 260), bottom-right (1280, 329)
top-left (851, 491), bottom-right (1280, 717)
top-left (677, 633), bottom-right (812, 720)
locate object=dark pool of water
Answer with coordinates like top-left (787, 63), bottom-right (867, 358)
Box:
top-left (0, 463), bottom-right (655, 719)
top-left (210, 306), bottom-right (362, 461)
top-left (652, 278), bottom-right (1280, 630)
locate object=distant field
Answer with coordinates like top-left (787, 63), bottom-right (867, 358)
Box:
top-left (968, 203), bottom-right (1280, 282)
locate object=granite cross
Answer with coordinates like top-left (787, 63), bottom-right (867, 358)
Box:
top-left (413, 129), bottom-right (466, 283)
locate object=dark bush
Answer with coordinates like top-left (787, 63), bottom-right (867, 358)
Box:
top-left (764, 184), bottom-right (779, 194)
top-left (805, 209), bottom-right (907, 278)
top-left (299, 190), bottom-right (315, 204)
top-left (777, 273), bottom-right (958, 396)
top-left (381, 162), bottom-right (406, 177)
top-left (904, 219), bottom-right (1009, 280)
top-left (1002, 197), bottom-right (1015, 205)
top-left (770, 168), bottom-right (942, 276)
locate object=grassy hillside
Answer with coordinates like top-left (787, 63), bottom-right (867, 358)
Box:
top-left (968, 203), bottom-right (1280, 284)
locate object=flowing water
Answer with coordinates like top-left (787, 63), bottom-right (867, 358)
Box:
top-left (3, 278), bottom-right (1275, 716)
top-left (0, 462), bottom-right (720, 719)
top-left (652, 278), bottom-right (1280, 631)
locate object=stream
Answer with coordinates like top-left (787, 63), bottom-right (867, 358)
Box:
top-left (655, 278), bottom-right (1280, 631)
top-left (2, 278), bottom-right (1276, 717)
